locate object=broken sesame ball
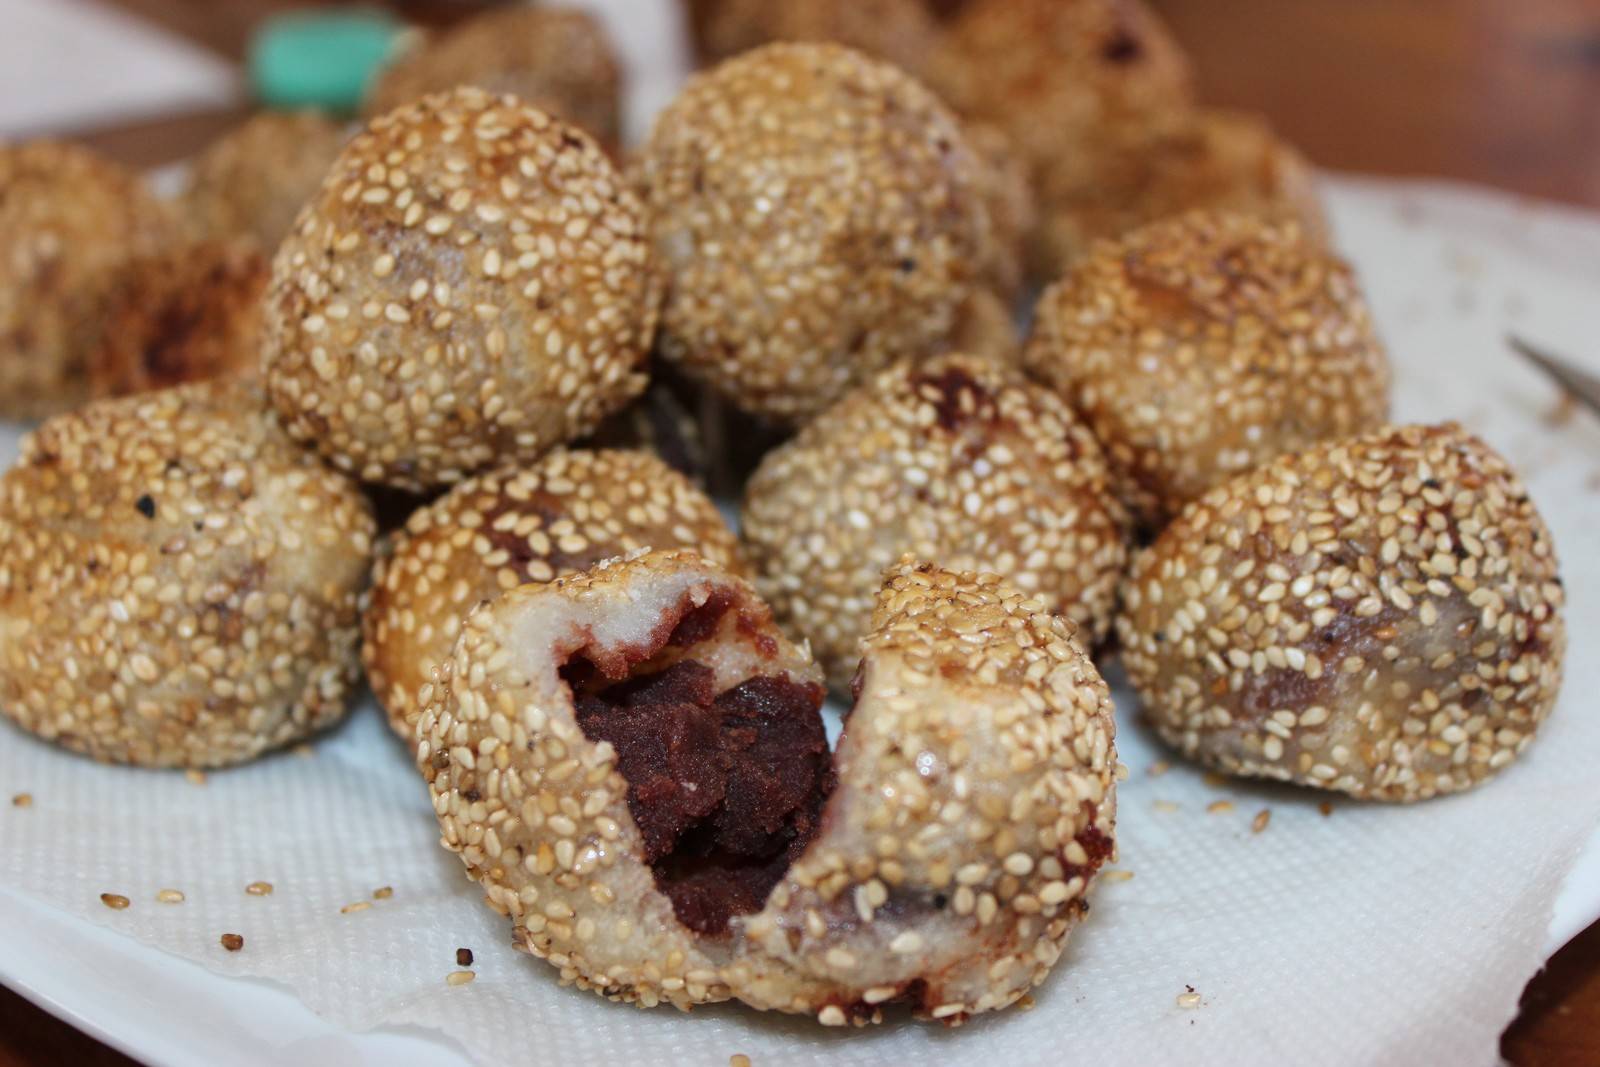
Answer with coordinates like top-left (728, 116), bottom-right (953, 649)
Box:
top-left (182, 111), bottom-right (349, 252)
top-left (634, 43), bottom-right (992, 424)
top-left (364, 7), bottom-right (623, 155)
top-left (1024, 211), bottom-right (1391, 530)
top-left (87, 238), bottom-right (267, 399)
top-left (1117, 423), bottom-right (1566, 801)
top-left (419, 550), bottom-right (1116, 1022)
top-left (729, 560), bottom-right (1117, 1024)
top-left (263, 87), bottom-right (656, 491)
top-left (364, 448), bottom-right (745, 738)
top-left (419, 549), bottom-right (826, 1010)
top-left (741, 353), bottom-right (1127, 691)
top-left (1034, 108), bottom-right (1328, 274)
top-left (0, 380), bottom-right (375, 768)
top-left (0, 141), bottom-right (177, 419)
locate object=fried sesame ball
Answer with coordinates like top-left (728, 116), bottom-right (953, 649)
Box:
top-left (635, 43), bottom-right (992, 424)
top-left (418, 549), bottom-right (825, 1010)
top-left (419, 550), bottom-right (1116, 1022)
top-left (364, 448), bottom-right (744, 737)
top-left (181, 111), bottom-right (348, 251)
top-left (944, 288), bottom-right (1020, 367)
top-left (263, 87), bottom-right (656, 492)
top-left (1034, 109), bottom-right (1328, 275)
top-left (965, 121), bottom-right (1038, 299)
top-left (928, 0), bottom-right (1194, 196)
top-left (584, 381), bottom-right (708, 484)
top-left (364, 7), bottom-right (622, 155)
top-left (87, 238), bottom-right (267, 399)
top-left (742, 353), bottom-right (1128, 691)
top-left (1024, 211), bottom-right (1391, 530)
top-left (731, 559), bottom-right (1117, 1024)
top-left (687, 0), bottom-right (942, 82)
top-left (1117, 423), bottom-right (1566, 801)
top-left (0, 380), bottom-right (375, 768)
top-left (0, 141), bottom-right (176, 419)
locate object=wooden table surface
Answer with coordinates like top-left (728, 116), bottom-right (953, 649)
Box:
top-left (4, 1), bottom-right (1600, 1064)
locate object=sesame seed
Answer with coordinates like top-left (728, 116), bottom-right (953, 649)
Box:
top-left (1177, 991), bottom-right (1202, 1009)
top-left (1252, 809), bottom-right (1272, 833)
top-left (456, 947), bottom-right (474, 967)
top-left (157, 889), bottom-right (185, 904)
top-left (220, 933), bottom-right (244, 952)
top-left (446, 970), bottom-right (476, 986)
top-left (341, 901), bottom-right (371, 915)
top-left (1207, 800), bottom-right (1234, 815)
top-left (186, 770), bottom-right (207, 786)
top-left (101, 893), bottom-right (130, 910)
top-left (11, 793), bottom-right (31, 808)
top-left (372, 886), bottom-right (394, 900)
top-left (1101, 869), bottom-right (1135, 883)
top-left (245, 881), bottom-right (273, 896)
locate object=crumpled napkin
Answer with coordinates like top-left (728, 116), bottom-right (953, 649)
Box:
top-left (4, 2), bottom-right (1600, 1062)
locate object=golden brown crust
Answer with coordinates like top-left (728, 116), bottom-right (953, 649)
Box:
top-left (0, 141), bottom-right (177, 418)
top-left (364, 448), bottom-right (745, 736)
top-left (0, 380), bottom-right (375, 767)
top-left (1034, 108), bottom-right (1329, 276)
top-left (1117, 423), bottom-right (1566, 801)
top-left (364, 7), bottom-right (623, 153)
top-left (264, 87), bottom-right (656, 491)
top-left (742, 353), bottom-right (1127, 689)
top-left (688, 0), bottom-right (942, 82)
top-left (182, 111), bottom-right (348, 251)
top-left (1025, 210), bottom-right (1391, 528)
top-left (635, 43), bottom-right (992, 424)
top-left (87, 238), bottom-right (267, 399)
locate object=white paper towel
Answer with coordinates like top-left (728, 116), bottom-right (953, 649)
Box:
top-left (4, 1), bottom-right (1600, 1062)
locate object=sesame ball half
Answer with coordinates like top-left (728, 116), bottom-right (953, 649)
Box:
top-left (364, 7), bottom-right (623, 155)
top-left (182, 111), bottom-right (349, 252)
top-left (88, 237), bottom-right (267, 399)
top-left (0, 141), bottom-right (177, 418)
top-left (1025, 211), bottom-right (1391, 530)
top-left (364, 448), bottom-right (745, 737)
top-left (635, 43), bottom-right (992, 424)
top-left (264, 87), bottom-right (656, 491)
top-left (742, 353), bottom-right (1128, 690)
top-left (1118, 423), bottom-right (1566, 801)
top-left (731, 559), bottom-right (1117, 1025)
top-left (0, 380), bottom-right (375, 768)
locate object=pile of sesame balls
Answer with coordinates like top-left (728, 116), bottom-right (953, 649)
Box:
top-left (0, 0), bottom-right (1567, 1028)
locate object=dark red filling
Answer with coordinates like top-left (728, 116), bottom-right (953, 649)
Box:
top-left (565, 619), bottom-right (832, 936)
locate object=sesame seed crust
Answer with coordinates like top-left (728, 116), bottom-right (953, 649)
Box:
top-left (0, 141), bottom-right (177, 418)
top-left (87, 237), bottom-right (267, 399)
top-left (1117, 423), bottom-right (1566, 801)
top-left (364, 7), bottom-right (623, 154)
top-left (418, 550), bottom-right (821, 1011)
top-left (742, 353), bottom-right (1128, 691)
top-left (0, 380), bottom-right (376, 768)
top-left (182, 111), bottom-right (349, 252)
top-left (687, 0), bottom-right (943, 84)
top-left (634, 43), bottom-right (993, 424)
top-left (364, 448), bottom-right (746, 737)
top-left (1025, 211), bottom-right (1391, 529)
top-left (1034, 109), bottom-right (1328, 275)
top-left (264, 86), bottom-right (657, 491)
top-left (731, 560), bottom-right (1118, 1024)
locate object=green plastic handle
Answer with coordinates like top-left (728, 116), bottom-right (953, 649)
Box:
top-left (248, 8), bottom-right (408, 114)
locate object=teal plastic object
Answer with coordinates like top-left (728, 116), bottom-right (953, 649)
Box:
top-left (248, 9), bottom-right (408, 114)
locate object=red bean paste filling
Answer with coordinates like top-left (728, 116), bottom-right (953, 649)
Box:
top-left (564, 596), bottom-right (832, 936)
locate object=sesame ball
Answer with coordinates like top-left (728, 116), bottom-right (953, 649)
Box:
top-left (742, 353), bottom-right (1128, 690)
top-left (364, 7), bottom-right (622, 154)
top-left (364, 448), bottom-right (744, 737)
top-left (965, 121), bottom-right (1037, 299)
top-left (182, 111), bottom-right (348, 251)
top-left (0, 141), bottom-right (177, 418)
top-left (584, 381), bottom-right (708, 484)
top-left (731, 559), bottom-right (1117, 1024)
top-left (1024, 211), bottom-right (1391, 530)
top-left (419, 551), bottom-right (1116, 1022)
top-left (419, 550), bottom-right (825, 1010)
top-left (635, 43), bottom-right (992, 424)
top-left (263, 87), bottom-right (657, 492)
top-left (87, 238), bottom-right (266, 399)
top-left (929, 0), bottom-right (1194, 193)
top-left (686, 0), bottom-right (942, 82)
top-left (1035, 109), bottom-right (1328, 274)
top-left (944, 288), bottom-right (1020, 368)
top-left (0, 380), bottom-right (375, 768)
top-left (1118, 423), bottom-right (1566, 801)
